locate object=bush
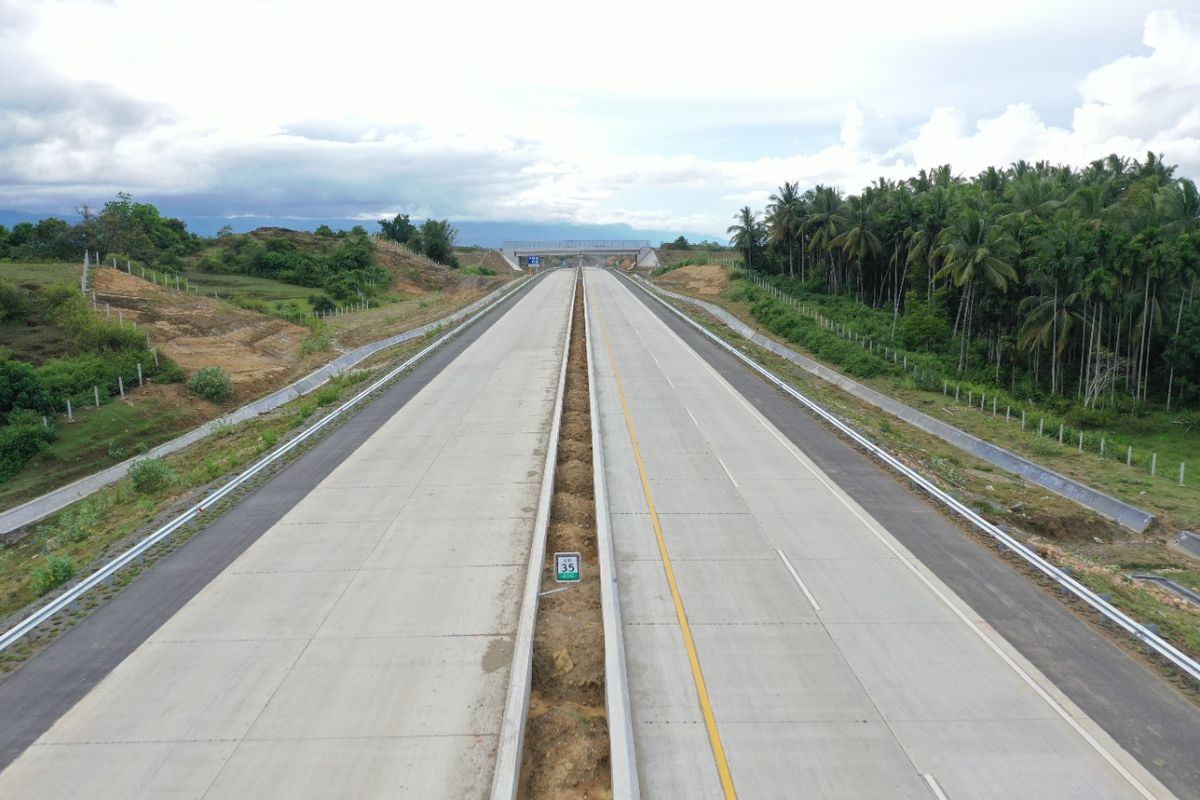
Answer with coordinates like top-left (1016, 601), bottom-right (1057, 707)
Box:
top-left (31, 555), bottom-right (76, 596)
top-left (300, 331), bottom-right (332, 355)
top-left (155, 356), bottom-right (185, 383)
top-left (128, 457), bottom-right (176, 492)
top-left (0, 411), bottom-right (56, 480)
top-left (188, 366), bottom-right (233, 402)
top-left (314, 385), bottom-right (340, 406)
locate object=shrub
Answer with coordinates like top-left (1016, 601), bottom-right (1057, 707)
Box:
top-left (0, 410), bottom-right (56, 480)
top-left (300, 331), bottom-right (332, 355)
top-left (314, 385), bottom-right (340, 406)
top-left (128, 457), bottom-right (176, 492)
top-left (188, 366), bottom-right (233, 402)
top-left (155, 357), bottom-right (185, 383)
top-left (31, 555), bottom-right (76, 596)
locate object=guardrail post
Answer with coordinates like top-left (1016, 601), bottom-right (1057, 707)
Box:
top-left (1038, 418), bottom-right (1044, 437)
top-left (1181, 462), bottom-right (1186, 486)
top-left (969, 390), bottom-right (973, 405)
top-left (66, 399), bottom-right (73, 422)
top-left (94, 386), bottom-right (100, 408)
top-left (1151, 453), bottom-right (1157, 477)
top-left (1078, 431), bottom-right (1083, 451)
top-left (992, 398), bottom-right (996, 415)
top-left (118, 376), bottom-right (125, 398)
top-left (1006, 406), bottom-right (1010, 422)
top-left (1101, 437), bottom-right (1105, 455)
top-left (1127, 446), bottom-right (1133, 467)
top-left (1021, 410), bottom-right (1025, 429)
top-left (1058, 423), bottom-right (1063, 443)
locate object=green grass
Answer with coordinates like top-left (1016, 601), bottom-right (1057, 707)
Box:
top-left (0, 397), bottom-right (197, 511)
top-left (0, 317), bottom-right (72, 363)
top-left (0, 261), bottom-right (81, 287)
top-left (180, 269), bottom-right (319, 309)
top-left (1079, 572), bottom-right (1200, 656)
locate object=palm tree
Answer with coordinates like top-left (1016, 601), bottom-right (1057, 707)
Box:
top-left (935, 209), bottom-right (1018, 371)
top-left (831, 194), bottom-right (881, 303)
top-left (767, 182), bottom-right (802, 278)
top-left (727, 207), bottom-right (764, 271)
top-left (802, 185), bottom-right (844, 291)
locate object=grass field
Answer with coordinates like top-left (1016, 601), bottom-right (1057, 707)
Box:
top-left (0, 389), bottom-right (206, 511)
top-left (0, 260), bottom-right (81, 287)
top-left (180, 269), bottom-right (319, 310)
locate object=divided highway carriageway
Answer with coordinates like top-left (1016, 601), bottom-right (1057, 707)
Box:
top-left (0, 266), bottom-right (1196, 799)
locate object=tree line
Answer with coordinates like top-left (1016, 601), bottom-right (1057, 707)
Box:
top-left (727, 154), bottom-right (1200, 411)
top-left (0, 193), bottom-right (201, 266)
top-left (377, 213), bottom-right (459, 267)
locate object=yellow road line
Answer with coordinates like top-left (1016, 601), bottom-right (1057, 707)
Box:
top-left (593, 288), bottom-right (737, 800)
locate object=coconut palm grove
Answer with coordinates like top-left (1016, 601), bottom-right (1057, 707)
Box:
top-left (725, 153), bottom-right (1200, 416)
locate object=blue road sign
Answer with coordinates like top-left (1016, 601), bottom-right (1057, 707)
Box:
top-left (528, 256), bottom-right (541, 266)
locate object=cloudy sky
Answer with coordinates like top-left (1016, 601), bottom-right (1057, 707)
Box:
top-left (1, 0), bottom-right (1199, 237)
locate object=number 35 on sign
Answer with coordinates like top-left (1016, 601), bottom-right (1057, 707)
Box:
top-left (554, 552), bottom-right (581, 583)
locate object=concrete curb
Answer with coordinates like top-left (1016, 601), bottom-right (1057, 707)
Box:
top-left (0, 277), bottom-right (529, 536)
top-left (639, 277), bottom-right (1155, 533)
top-left (490, 269), bottom-right (576, 799)
top-left (583, 268), bottom-right (640, 799)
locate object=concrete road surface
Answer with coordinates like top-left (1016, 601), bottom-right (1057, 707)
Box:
top-left (584, 268), bottom-right (1174, 800)
top-left (0, 269), bottom-right (575, 799)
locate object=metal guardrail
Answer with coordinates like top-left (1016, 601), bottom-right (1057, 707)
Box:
top-left (626, 272), bottom-right (1200, 685)
top-left (0, 275), bottom-right (541, 655)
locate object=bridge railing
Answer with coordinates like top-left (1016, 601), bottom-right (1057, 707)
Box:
top-left (502, 240), bottom-right (651, 252)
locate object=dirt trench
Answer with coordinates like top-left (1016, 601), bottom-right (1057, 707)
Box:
top-left (518, 274), bottom-right (611, 798)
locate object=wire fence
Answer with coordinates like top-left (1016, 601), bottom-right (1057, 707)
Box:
top-left (739, 270), bottom-right (1190, 488)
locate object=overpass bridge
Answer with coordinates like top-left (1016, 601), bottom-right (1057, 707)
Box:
top-left (500, 240), bottom-right (659, 270)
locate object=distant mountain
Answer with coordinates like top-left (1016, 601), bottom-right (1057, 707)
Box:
top-left (0, 211), bottom-right (44, 228)
top-left (0, 210), bottom-right (725, 248)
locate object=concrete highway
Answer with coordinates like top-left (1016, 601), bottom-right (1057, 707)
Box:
top-left (0, 269), bottom-right (575, 799)
top-left (0, 265), bottom-right (1194, 799)
top-left (584, 268), bottom-right (1177, 799)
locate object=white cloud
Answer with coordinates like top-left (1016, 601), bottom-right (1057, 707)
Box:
top-left (0, 2), bottom-right (1198, 235)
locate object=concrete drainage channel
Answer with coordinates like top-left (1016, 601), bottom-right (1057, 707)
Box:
top-left (492, 269), bottom-right (638, 799)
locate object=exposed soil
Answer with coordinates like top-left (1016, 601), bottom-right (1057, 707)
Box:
top-left (93, 268), bottom-right (310, 399)
top-left (655, 263), bottom-right (728, 296)
top-left (519, 275), bottom-right (611, 799)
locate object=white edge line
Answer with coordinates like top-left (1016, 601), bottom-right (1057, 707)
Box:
top-left (489, 270), bottom-right (575, 800)
top-left (716, 456), bottom-right (740, 489)
top-left (923, 773), bottom-right (950, 800)
top-left (617, 271), bottom-right (1163, 800)
top-left (776, 549), bottom-right (820, 612)
top-left (685, 408), bottom-right (699, 428)
top-left (583, 268), bottom-right (641, 799)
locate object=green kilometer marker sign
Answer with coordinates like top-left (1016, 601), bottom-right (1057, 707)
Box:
top-left (555, 552), bottom-right (581, 583)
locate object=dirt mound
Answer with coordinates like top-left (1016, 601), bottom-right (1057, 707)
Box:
top-left (455, 249), bottom-right (514, 273)
top-left (655, 263), bottom-right (729, 296)
top-left (371, 240), bottom-right (459, 294)
top-left (93, 268), bottom-right (308, 398)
